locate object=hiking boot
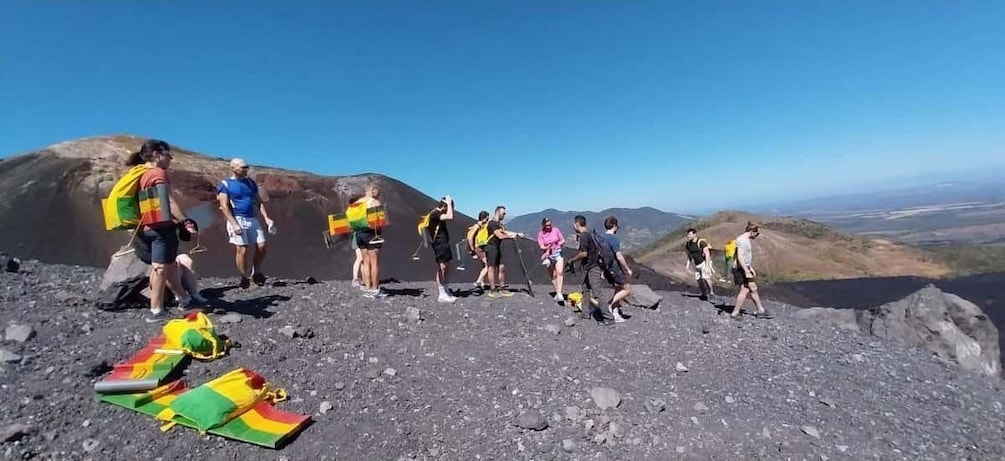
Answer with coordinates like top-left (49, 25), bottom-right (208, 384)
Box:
top-left (252, 272), bottom-right (267, 286)
top-left (238, 276), bottom-right (251, 289)
top-left (144, 309), bottom-right (171, 323)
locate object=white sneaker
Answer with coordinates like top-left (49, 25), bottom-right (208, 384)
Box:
top-left (612, 307), bottom-right (626, 323)
top-left (437, 293), bottom-right (457, 303)
top-left (554, 293), bottom-right (565, 303)
top-left (351, 279), bottom-right (360, 288)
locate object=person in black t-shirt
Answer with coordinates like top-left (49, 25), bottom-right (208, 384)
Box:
top-left (484, 205), bottom-right (524, 298)
top-left (427, 196), bottom-right (457, 303)
top-left (684, 228), bottom-right (715, 301)
top-left (566, 215), bottom-right (616, 326)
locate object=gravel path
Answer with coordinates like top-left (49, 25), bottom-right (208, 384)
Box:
top-left (2, 260), bottom-right (1004, 460)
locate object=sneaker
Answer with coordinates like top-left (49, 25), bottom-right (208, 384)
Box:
top-left (238, 276), bottom-right (250, 289)
top-left (362, 290), bottom-right (376, 299)
top-left (437, 293), bottom-right (457, 303)
top-left (144, 309), bottom-right (170, 323)
top-left (252, 272), bottom-right (266, 286)
top-left (351, 279), bottom-right (361, 288)
top-left (177, 295), bottom-right (194, 311)
top-left (553, 293), bottom-right (565, 303)
top-left (190, 293), bottom-right (209, 305)
top-left (612, 308), bottom-right (626, 323)
top-left (375, 288), bottom-right (389, 299)
top-left (598, 319), bottom-right (616, 327)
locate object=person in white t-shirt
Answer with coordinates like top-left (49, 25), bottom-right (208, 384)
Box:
top-left (730, 222), bottom-right (769, 319)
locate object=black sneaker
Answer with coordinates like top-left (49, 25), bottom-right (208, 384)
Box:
top-left (252, 272), bottom-right (266, 286)
top-left (238, 277), bottom-right (251, 289)
top-left (598, 319), bottom-right (616, 327)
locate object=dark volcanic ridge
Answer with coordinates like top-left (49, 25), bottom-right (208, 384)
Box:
top-left (0, 135), bottom-right (674, 289)
top-left (2, 260), bottom-right (1005, 460)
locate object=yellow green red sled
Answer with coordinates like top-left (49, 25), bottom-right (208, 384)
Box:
top-left (97, 369), bottom-right (310, 448)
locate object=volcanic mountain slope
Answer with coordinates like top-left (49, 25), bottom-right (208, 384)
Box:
top-left (0, 135), bottom-right (673, 289)
top-left (505, 207), bottom-right (693, 251)
top-left (2, 261), bottom-right (1004, 460)
top-left (633, 210), bottom-right (953, 284)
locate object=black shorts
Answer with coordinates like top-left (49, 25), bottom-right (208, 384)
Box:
top-left (432, 240), bottom-right (453, 263)
top-left (139, 225), bottom-right (179, 265)
top-left (733, 267), bottom-right (753, 286)
top-left (484, 244), bottom-right (503, 268)
top-left (355, 230), bottom-right (382, 250)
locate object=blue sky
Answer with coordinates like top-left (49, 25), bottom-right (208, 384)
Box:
top-left (1, 1), bottom-right (1002, 217)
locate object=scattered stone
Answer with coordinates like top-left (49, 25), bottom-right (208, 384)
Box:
top-left (405, 307), bottom-right (422, 323)
top-left (676, 446), bottom-right (686, 454)
top-left (216, 313), bottom-right (243, 324)
top-left (1, 424), bottom-right (34, 443)
top-left (564, 317), bottom-right (577, 327)
top-left (384, 367), bottom-right (397, 377)
top-left (0, 349), bottom-right (21, 363)
top-left (725, 395), bottom-right (735, 404)
top-left (4, 324), bottom-right (34, 343)
top-left (365, 369), bottom-right (380, 379)
top-left (334, 382), bottom-right (346, 391)
top-left (319, 401), bottom-right (334, 415)
top-left (82, 438), bottom-right (100, 452)
top-left (801, 426), bottom-right (821, 439)
top-left (820, 398), bottom-right (837, 408)
top-left (516, 411), bottom-right (548, 431)
top-left (565, 406), bottom-right (581, 421)
top-left (544, 324), bottom-right (561, 335)
top-left (644, 397), bottom-right (666, 414)
top-left (693, 402), bottom-right (708, 412)
top-left (570, 330), bottom-right (582, 340)
top-left (761, 427), bottom-right (772, 439)
top-left (675, 362), bottom-right (689, 372)
top-left (836, 445), bottom-right (849, 453)
top-left (278, 325), bottom-right (298, 339)
top-left (590, 387), bottom-right (622, 410)
top-left (561, 439), bottom-right (576, 452)
top-left (81, 419), bottom-right (91, 428)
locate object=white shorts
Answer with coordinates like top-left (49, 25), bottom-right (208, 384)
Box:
top-left (227, 216), bottom-right (266, 246)
top-left (694, 261), bottom-right (713, 280)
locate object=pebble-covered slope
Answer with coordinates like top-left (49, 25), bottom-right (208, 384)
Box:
top-left (2, 261), bottom-right (1004, 460)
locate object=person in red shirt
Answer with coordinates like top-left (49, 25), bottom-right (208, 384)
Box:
top-left (128, 139), bottom-right (201, 322)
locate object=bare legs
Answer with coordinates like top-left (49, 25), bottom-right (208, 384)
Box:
top-left (731, 282), bottom-right (765, 317)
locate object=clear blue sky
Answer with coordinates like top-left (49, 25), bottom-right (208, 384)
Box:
top-left (1, 1), bottom-right (1002, 217)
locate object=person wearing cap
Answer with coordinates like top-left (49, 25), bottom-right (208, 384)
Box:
top-left (217, 158), bottom-right (275, 288)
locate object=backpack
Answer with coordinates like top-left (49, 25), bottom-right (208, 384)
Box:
top-left (417, 208), bottom-right (442, 242)
top-left (162, 312), bottom-right (230, 361)
top-left (723, 240), bottom-right (736, 259)
top-left (346, 200), bottom-right (370, 231)
top-left (590, 229), bottom-right (619, 275)
top-left (94, 275), bottom-right (149, 311)
top-left (101, 164), bottom-right (150, 231)
top-left (155, 367), bottom-right (287, 433)
top-left (474, 223), bottom-right (491, 247)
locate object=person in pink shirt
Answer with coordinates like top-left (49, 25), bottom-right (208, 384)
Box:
top-left (537, 218), bottom-right (566, 303)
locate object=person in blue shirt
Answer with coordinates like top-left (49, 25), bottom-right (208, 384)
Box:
top-left (601, 216), bottom-right (633, 323)
top-left (217, 158), bottom-right (275, 288)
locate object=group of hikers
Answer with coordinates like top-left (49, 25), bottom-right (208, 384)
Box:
top-left (113, 138), bottom-right (767, 325)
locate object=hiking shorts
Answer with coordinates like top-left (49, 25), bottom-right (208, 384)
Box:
top-left (140, 225), bottom-right (179, 265)
top-left (227, 216), bottom-right (266, 246)
top-left (484, 244), bottom-right (503, 268)
top-left (356, 229), bottom-right (382, 250)
top-left (694, 261), bottom-right (714, 280)
top-left (733, 266), bottom-right (754, 287)
top-left (432, 240), bottom-right (453, 263)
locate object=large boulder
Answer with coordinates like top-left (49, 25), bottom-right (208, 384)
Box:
top-left (0, 252), bottom-right (20, 273)
top-left (798, 284), bottom-right (1000, 378)
top-left (98, 251), bottom-right (150, 292)
top-left (859, 285), bottom-right (1000, 377)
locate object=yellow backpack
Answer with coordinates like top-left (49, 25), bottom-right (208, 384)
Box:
top-left (474, 223), bottom-right (492, 247)
top-left (416, 208), bottom-right (441, 240)
top-left (724, 240), bottom-right (737, 259)
top-left (101, 164), bottom-right (150, 231)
